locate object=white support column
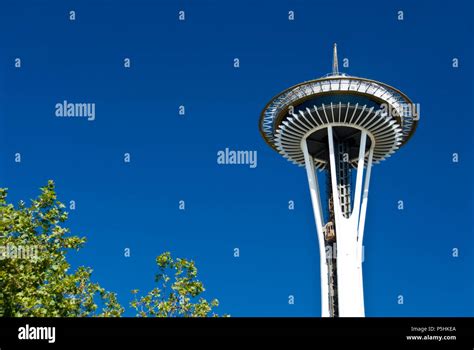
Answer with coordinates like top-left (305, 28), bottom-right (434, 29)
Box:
top-left (301, 127), bottom-right (373, 318)
top-left (327, 127), bottom-right (342, 220)
top-left (327, 127), bottom-right (368, 317)
top-left (357, 146), bottom-right (374, 249)
top-left (349, 131), bottom-right (367, 317)
top-left (356, 146), bottom-right (374, 317)
top-left (301, 139), bottom-right (330, 317)
top-left (351, 131), bottom-right (367, 225)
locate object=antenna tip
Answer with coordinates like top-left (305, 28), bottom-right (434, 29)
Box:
top-left (332, 43), bottom-right (339, 75)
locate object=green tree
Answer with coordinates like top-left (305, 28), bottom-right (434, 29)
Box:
top-left (0, 181), bottom-right (123, 317)
top-left (130, 252), bottom-right (222, 317)
top-left (0, 181), bottom-right (224, 317)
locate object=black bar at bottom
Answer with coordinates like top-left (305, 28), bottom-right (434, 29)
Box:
top-left (0, 317), bottom-right (472, 346)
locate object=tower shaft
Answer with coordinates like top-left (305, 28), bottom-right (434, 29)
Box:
top-left (325, 140), bottom-right (352, 317)
top-left (302, 126), bottom-right (373, 317)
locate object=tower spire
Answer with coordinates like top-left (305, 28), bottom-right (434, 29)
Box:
top-left (332, 43), bottom-right (339, 75)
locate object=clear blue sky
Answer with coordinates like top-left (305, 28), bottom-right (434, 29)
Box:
top-left (0, 0), bottom-right (472, 316)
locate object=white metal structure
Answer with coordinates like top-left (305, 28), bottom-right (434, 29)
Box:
top-left (302, 128), bottom-right (372, 316)
top-left (259, 44), bottom-right (418, 317)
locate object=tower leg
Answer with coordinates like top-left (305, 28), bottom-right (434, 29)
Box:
top-left (302, 127), bottom-right (373, 317)
top-left (327, 126), bottom-right (371, 317)
top-left (301, 139), bottom-right (330, 317)
top-left (355, 143), bottom-right (374, 316)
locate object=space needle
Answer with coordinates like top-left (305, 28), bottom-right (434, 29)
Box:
top-left (259, 44), bottom-right (418, 317)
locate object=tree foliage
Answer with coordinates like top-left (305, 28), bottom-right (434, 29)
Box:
top-left (130, 252), bottom-right (222, 317)
top-left (0, 181), bottom-right (123, 317)
top-left (0, 181), bottom-right (224, 317)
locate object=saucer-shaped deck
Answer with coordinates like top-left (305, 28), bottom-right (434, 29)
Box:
top-left (259, 75), bottom-right (418, 168)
